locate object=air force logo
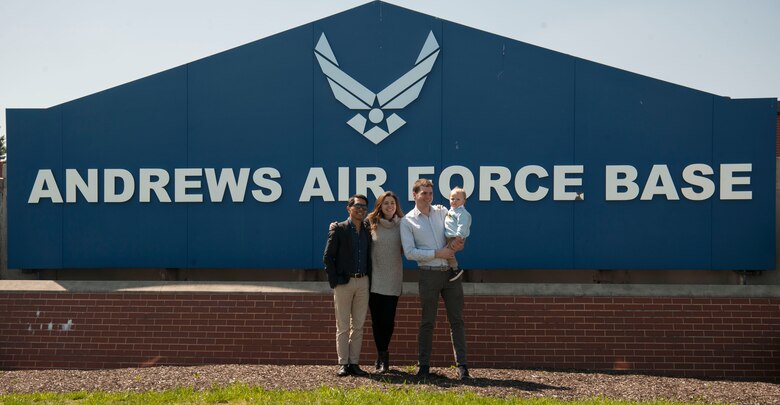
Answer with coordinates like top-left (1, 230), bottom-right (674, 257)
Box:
top-left (314, 31), bottom-right (440, 144)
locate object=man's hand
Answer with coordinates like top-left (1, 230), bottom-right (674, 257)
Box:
top-left (450, 237), bottom-right (465, 251)
top-left (434, 247), bottom-right (455, 259)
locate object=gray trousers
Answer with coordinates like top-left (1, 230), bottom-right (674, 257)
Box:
top-left (418, 270), bottom-right (467, 366)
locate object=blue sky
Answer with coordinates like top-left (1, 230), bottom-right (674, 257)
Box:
top-left (1, 0), bottom-right (778, 141)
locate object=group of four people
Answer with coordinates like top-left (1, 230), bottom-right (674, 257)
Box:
top-left (323, 178), bottom-right (472, 380)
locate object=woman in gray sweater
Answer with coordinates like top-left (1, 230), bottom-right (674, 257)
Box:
top-left (366, 191), bottom-right (405, 373)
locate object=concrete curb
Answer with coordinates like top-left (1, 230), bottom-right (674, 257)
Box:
top-left (0, 280), bottom-right (778, 297)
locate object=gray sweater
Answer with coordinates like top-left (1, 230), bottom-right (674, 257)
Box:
top-left (370, 217), bottom-right (404, 296)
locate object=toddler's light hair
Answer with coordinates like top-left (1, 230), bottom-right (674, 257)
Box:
top-left (450, 187), bottom-right (466, 200)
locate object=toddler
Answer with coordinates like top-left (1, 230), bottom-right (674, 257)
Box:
top-left (444, 187), bottom-right (471, 281)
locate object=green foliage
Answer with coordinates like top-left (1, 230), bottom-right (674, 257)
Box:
top-left (401, 363), bottom-right (418, 373)
top-left (0, 383), bottom-right (716, 404)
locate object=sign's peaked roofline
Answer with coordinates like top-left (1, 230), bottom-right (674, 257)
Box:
top-left (39, 0), bottom-right (757, 110)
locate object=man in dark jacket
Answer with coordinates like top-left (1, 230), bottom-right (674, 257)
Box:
top-left (323, 194), bottom-right (372, 377)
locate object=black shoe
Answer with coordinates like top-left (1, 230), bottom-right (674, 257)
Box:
top-left (449, 267), bottom-right (464, 282)
top-left (457, 365), bottom-right (470, 380)
top-left (416, 365), bottom-right (430, 378)
top-left (377, 351), bottom-right (389, 373)
top-left (349, 364), bottom-right (368, 377)
top-left (337, 364), bottom-right (351, 377)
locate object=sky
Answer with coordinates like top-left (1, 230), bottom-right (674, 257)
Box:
top-left (1, 0), bottom-right (778, 143)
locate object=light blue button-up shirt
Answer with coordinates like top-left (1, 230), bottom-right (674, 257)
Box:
top-left (400, 205), bottom-right (449, 267)
top-left (445, 205), bottom-right (472, 239)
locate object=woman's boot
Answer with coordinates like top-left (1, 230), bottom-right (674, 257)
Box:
top-left (378, 351), bottom-right (389, 373)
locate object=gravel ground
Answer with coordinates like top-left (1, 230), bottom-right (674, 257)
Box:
top-left (0, 365), bottom-right (778, 404)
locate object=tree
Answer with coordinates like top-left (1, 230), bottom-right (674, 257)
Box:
top-left (0, 133), bottom-right (5, 161)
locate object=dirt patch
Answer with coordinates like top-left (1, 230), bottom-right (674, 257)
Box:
top-left (0, 365), bottom-right (777, 404)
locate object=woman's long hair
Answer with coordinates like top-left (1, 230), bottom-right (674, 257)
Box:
top-left (367, 191), bottom-right (404, 232)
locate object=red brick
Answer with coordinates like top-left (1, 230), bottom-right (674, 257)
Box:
top-left (1, 292), bottom-right (777, 382)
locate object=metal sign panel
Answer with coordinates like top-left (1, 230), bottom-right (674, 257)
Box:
top-left (8, 2), bottom-right (776, 270)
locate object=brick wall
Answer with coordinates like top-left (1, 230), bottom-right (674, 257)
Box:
top-left (0, 292), bottom-right (777, 381)
top-left (776, 111), bottom-right (779, 157)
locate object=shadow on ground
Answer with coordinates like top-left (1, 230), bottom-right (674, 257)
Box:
top-left (368, 369), bottom-right (568, 392)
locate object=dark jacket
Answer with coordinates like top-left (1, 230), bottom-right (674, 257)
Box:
top-left (323, 219), bottom-right (372, 288)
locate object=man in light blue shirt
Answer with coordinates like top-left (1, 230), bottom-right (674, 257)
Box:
top-left (400, 178), bottom-right (469, 380)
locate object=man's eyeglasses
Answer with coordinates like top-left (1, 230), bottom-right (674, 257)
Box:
top-left (351, 203), bottom-right (368, 210)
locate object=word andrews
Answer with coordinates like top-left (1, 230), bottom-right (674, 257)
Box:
top-left (27, 163), bottom-right (753, 204)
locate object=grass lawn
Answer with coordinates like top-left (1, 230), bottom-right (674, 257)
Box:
top-left (0, 384), bottom-right (717, 404)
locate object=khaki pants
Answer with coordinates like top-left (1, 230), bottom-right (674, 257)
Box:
top-left (446, 237), bottom-right (466, 269)
top-left (333, 277), bottom-right (369, 365)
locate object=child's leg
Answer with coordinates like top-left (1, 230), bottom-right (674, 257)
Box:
top-left (445, 237), bottom-right (459, 269)
top-left (445, 237), bottom-right (462, 281)
top-left (447, 257), bottom-right (459, 269)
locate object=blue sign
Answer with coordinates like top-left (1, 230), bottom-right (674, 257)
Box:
top-left (8, 2), bottom-right (776, 270)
